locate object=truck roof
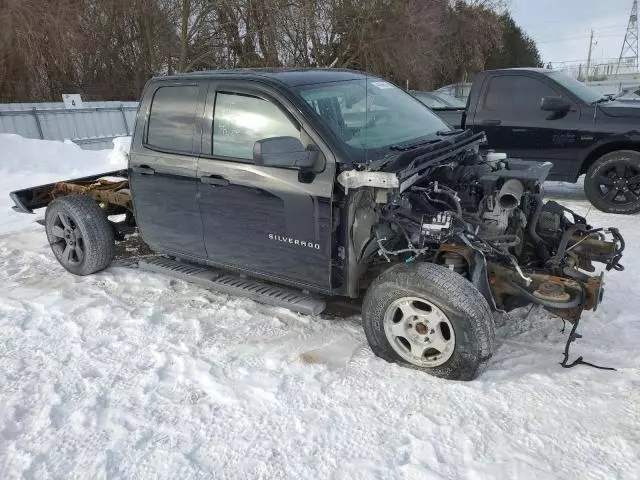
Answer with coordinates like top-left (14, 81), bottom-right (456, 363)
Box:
top-left (482, 67), bottom-right (557, 74)
top-left (155, 68), bottom-right (370, 87)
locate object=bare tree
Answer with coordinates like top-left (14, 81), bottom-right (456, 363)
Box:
top-left (0, 0), bottom-right (533, 101)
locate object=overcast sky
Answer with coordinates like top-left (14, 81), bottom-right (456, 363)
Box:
top-left (509, 0), bottom-right (636, 67)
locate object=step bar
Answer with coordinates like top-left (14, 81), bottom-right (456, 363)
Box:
top-left (138, 257), bottom-right (326, 316)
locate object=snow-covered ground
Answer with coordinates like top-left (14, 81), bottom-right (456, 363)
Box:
top-left (0, 134), bottom-right (638, 479)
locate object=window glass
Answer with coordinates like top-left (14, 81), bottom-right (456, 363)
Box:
top-left (412, 92), bottom-right (448, 109)
top-left (147, 85), bottom-right (199, 153)
top-left (483, 76), bottom-right (558, 112)
top-left (433, 93), bottom-right (466, 108)
top-left (411, 92), bottom-right (466, 109)
top-left (213, 92), bottom-right (299, 160)
top-left (296, 79), bottom-right (449, 154)
top-left (544, 71), bottom-right (602, 104)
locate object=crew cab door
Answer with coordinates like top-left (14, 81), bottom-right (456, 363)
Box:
top-left (129, 82), bottom-right (207, 257)
top-left (469, 73), bottom-right (580, 181)
top-left (196, 82), bottom-right (335, 292)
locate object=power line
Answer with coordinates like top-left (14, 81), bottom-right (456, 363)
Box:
top-left (537, 33), bottom-right (627, 44)
top-left (522, 15), bottom-right (625, 26)
top-left (547, 57), bottom-right (621, 64)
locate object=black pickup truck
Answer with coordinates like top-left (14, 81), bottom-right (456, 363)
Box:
top-left (10, 69), bottom-right (625, 380)
top-left (431, 68), bottom-right (640, 215)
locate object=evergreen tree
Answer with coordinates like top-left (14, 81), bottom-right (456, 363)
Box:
top-left (486, 13), bottom-right (544, 70)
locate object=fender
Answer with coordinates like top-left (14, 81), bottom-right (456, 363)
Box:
top-left (578, 130), bottom-right (640, 177)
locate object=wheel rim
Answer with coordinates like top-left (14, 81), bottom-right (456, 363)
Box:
top-left (49, 212), bottom-right (85, 265)
top-left (595, 161), bottom-right (640, 207)
top-left (383, 296), bottom-right (455, 368)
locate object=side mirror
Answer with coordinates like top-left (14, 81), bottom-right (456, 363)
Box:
top-left (253, 136), bottom-right (318, 170)
top-left (541, 96), bottom-right (571, 112)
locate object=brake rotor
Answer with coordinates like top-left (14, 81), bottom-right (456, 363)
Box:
top-left (533, 281), bottom-right (571, 302)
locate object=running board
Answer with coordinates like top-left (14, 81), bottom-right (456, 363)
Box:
top-left (138, 257), bottom-right (326, 316)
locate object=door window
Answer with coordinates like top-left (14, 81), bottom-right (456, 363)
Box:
top-left (213, 92), bottom-right (299, 160)
top-left (482, 76), bottom-right (559, 115)
top-left (146, 85), bottom-right (199, 153)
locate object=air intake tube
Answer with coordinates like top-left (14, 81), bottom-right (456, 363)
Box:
top-left (497, 179), bottom-right (524, 210)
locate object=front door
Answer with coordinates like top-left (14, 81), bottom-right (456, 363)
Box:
top-left (129, 82), bottom-right (207, 258)
top-left (471, 74), bottom-right (580, 181)
top-left (196, 84), bottom-right (335, 292)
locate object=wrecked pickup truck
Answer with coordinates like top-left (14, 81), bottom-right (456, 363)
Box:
top-left (10, 69), bottom-right (625, 380)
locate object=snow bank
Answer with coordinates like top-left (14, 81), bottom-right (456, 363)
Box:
top-left (107, 136), bottom-right (131, 166)
top-left (0, 134), bottom-right (129, 233)
top-left (0, 135), bottom-right (638, 479)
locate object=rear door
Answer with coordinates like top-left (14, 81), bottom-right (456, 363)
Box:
top-left (129, 81), bottom-right (207, 257)
top-left (470, 74), bottom-right (580, 180)
top-left (196, 82), bottom-right (335, 292)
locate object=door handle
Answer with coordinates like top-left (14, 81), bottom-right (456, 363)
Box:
top-left (511, 128), bottom-right (528, 133)
top-left (131, 165), bottom-right (155, 175)
top-left (481, 119), bottom-right (502, 126)
top-left (200, 175), bottom-right (230, 187)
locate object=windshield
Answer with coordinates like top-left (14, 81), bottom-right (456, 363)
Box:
top-left (616, 85), bottom-right (640, 100)
top-left (412, 91), bottom-right (449, 109)
top-left (544, 71), bottom-right (602, 104)
top-left (434, 92), bottom-right (466, 108)
top-left (295, 79), bottom-right (450, 160)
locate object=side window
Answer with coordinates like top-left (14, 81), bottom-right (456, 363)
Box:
top-left (213, 92), bottom-right (299, 160)
top-left (483, 76), bottom-right (558, 113)
top-left (146, 85), bottom-right (199, 153)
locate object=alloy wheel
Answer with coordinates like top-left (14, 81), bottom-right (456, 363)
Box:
top-left (49, 212), bottom-right (85, 265)
top-left (595, 161), bottom-right (640, 207)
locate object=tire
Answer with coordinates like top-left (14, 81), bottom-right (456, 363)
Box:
top-left (45, 195), bottom-right (115, 276)
top-left (584, 150), bottom-right (640, 214)
top-left (362, 262), bottom-right (495, 381)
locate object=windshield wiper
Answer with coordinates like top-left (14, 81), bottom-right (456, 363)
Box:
top-left (388, 138), bottom-right (442, 151)
top-left (436, 129), bottom-right (465, 136)
top-left (593, 95), bottom-right (614, 104)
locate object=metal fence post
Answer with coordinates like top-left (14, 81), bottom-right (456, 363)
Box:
top-left (31, 107), bottom-right (44, 139)
top-left (119, 105), bottom-right (130, 135)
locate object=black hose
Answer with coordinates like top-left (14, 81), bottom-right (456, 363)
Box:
top-left (528, 196), bottom-right (545, 247)
top-left (505, 279), bottom-right (583, 309)
top-left (547, 225), bottom-right (580, 268)
top-left (609, 227), bottom-right (625, 256)
top-left (436, 189), bottom-right (463, 217)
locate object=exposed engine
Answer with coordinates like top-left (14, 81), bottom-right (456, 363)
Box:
top-left (356, 150), bottom-right (625, 323)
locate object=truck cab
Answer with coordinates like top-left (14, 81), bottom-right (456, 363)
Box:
top-left (129, 71), bottom-right (340, 293)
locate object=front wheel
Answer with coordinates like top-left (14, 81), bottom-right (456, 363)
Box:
top-left (362, 263), bottom-right (495, 381)
top-left (45, 195), bottom-right (115, 275)
top-left (584, 150), bottom-right (640, 214)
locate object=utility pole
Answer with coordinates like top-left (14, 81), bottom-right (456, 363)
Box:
top-left (617, 0), bottom-right (639, 74)
top-left (586, 30), bottom-right (594, 81)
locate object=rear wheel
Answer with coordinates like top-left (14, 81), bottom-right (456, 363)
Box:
top-left (362, 263), bottom-right (495, 380)
top-left (584, 150), bottom-right (640, 214)
top-left (45, 195), bottom-right (115, 275)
